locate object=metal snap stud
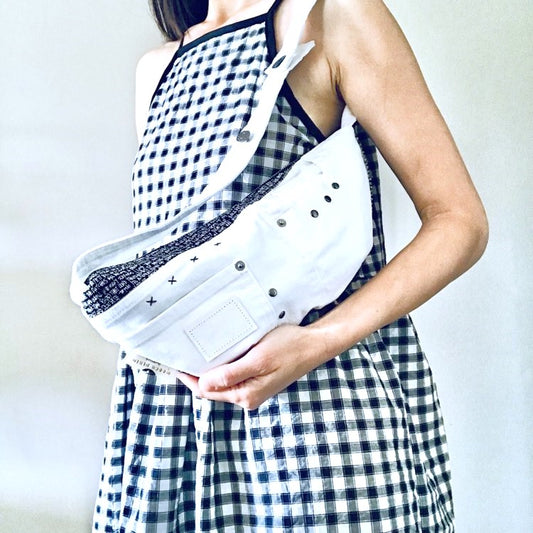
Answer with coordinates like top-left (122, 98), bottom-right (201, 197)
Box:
top-left (278, 311), bottom-right (286, 319)
top-left (324, 195), bottom-right (332, 203)
top-left (310, 210), bottom-right (319, 218)
top-left (236, 130), bottom-right (252, 142)
top-left (332, 182), bottom-right (340, 189)
top-left (235, 261), bottom-right (246, 271)
top-left (277, 218), bottom-right (287, 227)
top-left (269, 288), bottom-right (278, 297)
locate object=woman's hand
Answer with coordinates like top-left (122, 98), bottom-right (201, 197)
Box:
top-left (177, 324), bottom-right (327, 410)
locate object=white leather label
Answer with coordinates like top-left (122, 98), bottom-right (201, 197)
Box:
top-left (185, 298), bottom-right (257, 362)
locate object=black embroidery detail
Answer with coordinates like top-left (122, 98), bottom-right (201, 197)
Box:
top-left (82, 164), bottom-right (293, 317)
top-left (146, 297), bottom-right (157, 306)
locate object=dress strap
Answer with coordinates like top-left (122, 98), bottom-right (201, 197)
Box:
top-left (266, 0), bottom-right (285, 17)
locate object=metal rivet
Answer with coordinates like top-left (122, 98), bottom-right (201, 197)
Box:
top-left (236, 130), bottom-right (252, 142)
top-left (311, 210), bottom-right (319, 218)
top-left (332, 182), bottom-right (340, 189)
top-left (278, 311), bottom-right (286, 319)
top-left (324, 195), bottom-right (332, 203)
top-left (235, 261), bottom-right (245, 271)
top-left (269, 288), bottom-right (278, 297)
top-left (272, 55), bottom-right (286, 69)
top-left (277, 218), bottom-right (287, 227)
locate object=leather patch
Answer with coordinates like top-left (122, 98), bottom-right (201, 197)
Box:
top-left (185, 298), bottom-right (257, 362)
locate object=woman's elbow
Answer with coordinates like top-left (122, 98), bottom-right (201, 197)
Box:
top-left (424, 195), bottom-right (489, 273)
top-left (459, 200), bottom-right (489, 268)
top-left (472, 206), bottom-right (489, 262)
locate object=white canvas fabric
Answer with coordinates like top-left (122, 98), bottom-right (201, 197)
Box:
top-left (72, 127), bottom-right (371, 375)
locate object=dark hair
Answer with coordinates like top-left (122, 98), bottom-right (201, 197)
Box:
top-left (149, 0), bottom-right (209, 41)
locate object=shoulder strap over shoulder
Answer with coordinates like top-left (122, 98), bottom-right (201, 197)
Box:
top-left (70, 0), bottom-right (318, 301)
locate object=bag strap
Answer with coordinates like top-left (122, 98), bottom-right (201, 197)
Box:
top-left (71, 0), bottom-right (318, 300)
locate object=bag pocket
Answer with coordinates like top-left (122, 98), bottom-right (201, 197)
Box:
top-left (121, 262), bottom-right (278, 374)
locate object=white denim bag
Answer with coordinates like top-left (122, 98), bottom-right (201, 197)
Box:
top-left (70, 0), bottom-right (373, 376)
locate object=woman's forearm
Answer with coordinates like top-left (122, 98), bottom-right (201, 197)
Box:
top-left (305, 208), bottom-right (489, 365)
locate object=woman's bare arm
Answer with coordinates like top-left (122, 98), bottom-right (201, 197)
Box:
top-left (135, 42), bottom-right (180, 142)
top-left (302, 0), bottom-right (489, 357)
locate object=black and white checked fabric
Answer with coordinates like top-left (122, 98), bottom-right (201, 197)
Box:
top-left (92, 4), bottom-right (454, 532)
top-left (131, 11), bottom-right (317, 235)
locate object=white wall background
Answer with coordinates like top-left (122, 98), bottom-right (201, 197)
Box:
top-left (1, 1), bottom-right (531, 531)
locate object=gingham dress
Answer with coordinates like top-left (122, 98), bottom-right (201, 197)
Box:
top-left (92, 3), bottom-right (454, 532)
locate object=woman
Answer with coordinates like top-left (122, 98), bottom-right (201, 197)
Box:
top-left (93, 0), bottom-right (488, 531)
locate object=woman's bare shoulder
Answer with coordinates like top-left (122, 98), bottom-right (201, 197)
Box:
top-left (321, 0), bottom-right (399, 55)
top-left (320, 0), bottom-right (423, 119)
top-left (136, 40), bottom-right (181, 90)
top-left (135, 41), bottom-right (180, 140)
top-left (137, 41), bottom-right (180, 70)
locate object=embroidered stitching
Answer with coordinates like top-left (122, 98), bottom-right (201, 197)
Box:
top-left (82, 165), bottom-right (293, 317)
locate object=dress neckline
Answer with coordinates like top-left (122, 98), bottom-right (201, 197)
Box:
top-left (177, 0), bottom-right (284, 59)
